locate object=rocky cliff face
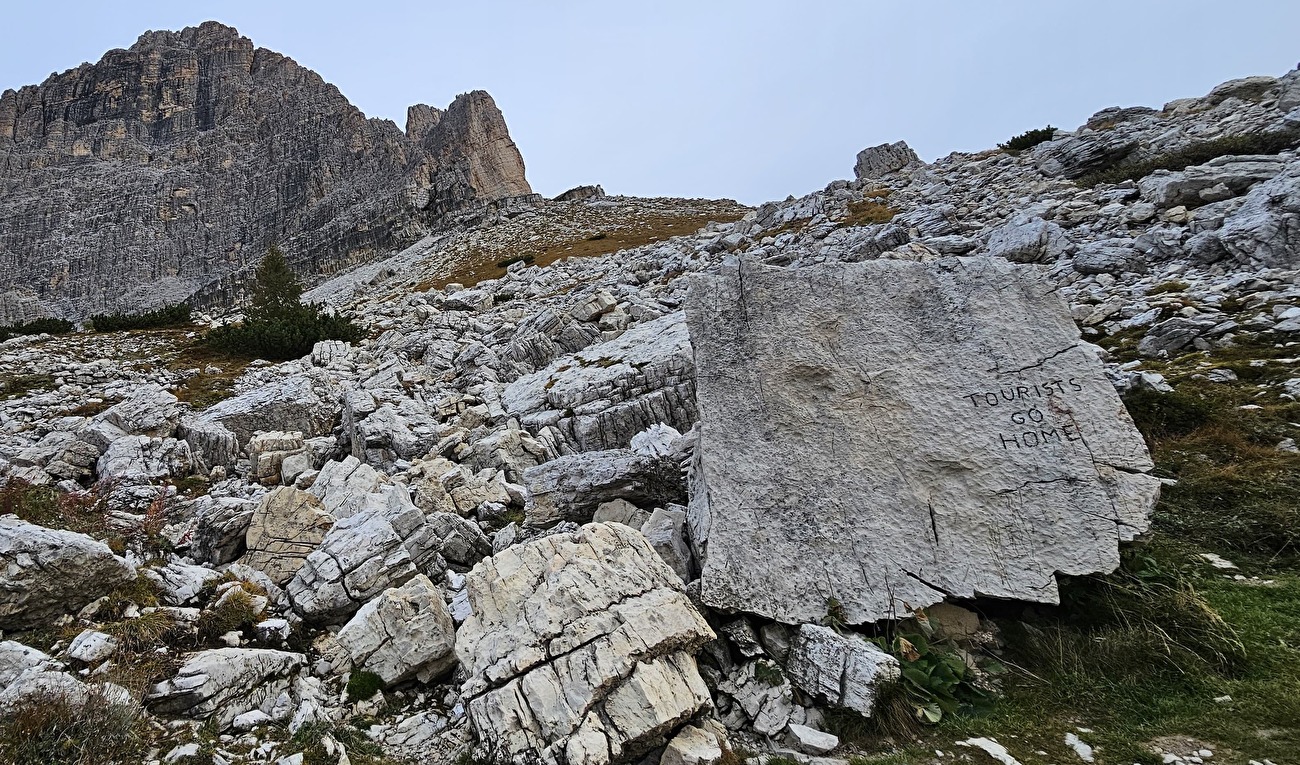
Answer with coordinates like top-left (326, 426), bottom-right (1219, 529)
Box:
top-left (0, 21), bottom-right (531, 321)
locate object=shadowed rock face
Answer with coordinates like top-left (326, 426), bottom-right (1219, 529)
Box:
top-left (0, 21), bottom-right (531, 321)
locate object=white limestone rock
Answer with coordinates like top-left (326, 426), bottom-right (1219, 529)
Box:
top-left (455, 522), bottom-right (715, 765)
top-left (335, 574), bottom-right (457, 684)
top-left (65, 629), bottom-right (119, 663)
top-left (785, 625), bottom-right (899, 717)
top-left (146, 647), bottom-right (305, 730)
top-left (501, 312), bottom-right (698, 454)
top-left (241, 486), bottom-right (335, 586)
top-left (96, 435), bottom-right (193, 481)
top-left (685, 258), bottom-right (1160, 625)
top-left (523, 448), bottom-right (684, 527)
top-left (0, 516), bottom-right (135, 631)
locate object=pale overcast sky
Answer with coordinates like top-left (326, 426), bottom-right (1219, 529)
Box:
top-left (3, 1), bottom-right (1298, 204)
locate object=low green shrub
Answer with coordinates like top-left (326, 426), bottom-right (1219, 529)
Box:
top-left (206, 246), bottom-right (362, 361)
top-left (206, 307), bottom-right (362, 361)
top-left (0, 317), bottom-right (75, 342)
top-left (346, 670), bottom-right (385, 703)
top-left (89, 303), bottom-right (192, 332)
top-left (999, 126), bottom-right (1056, 153)
top-left (1079, 128), bottom-right (1300, 187)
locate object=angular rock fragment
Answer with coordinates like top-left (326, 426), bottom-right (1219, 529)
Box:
top-left (455, 522), bottom-right (715, 765)
top-left (502, 312), bottom-right (697, 454)
top-left (146, 647), bottom-right (305, 730)
top-left (241, 487), bottom-right (335, 586)
top-left (0, 516), bottom-right (136, 630)
top-left (335, 575), bottom-right (456, 684)
top-left (854, 141), bottom-right (922, 180)
top-left (523, 449), bottom-right (684, 527)
top-left (785, 625), bottom-right (899, 717)
top-left (685, 257), bottom-right (1161, 625)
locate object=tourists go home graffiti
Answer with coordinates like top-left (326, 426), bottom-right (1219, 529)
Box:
top-left (963, 378), bottom-right (1086, 450)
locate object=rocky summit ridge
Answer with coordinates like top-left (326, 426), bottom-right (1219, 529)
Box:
top-left (0, 21), bottom-right (532, 322)
top-left (1, 35), bottom-right (1300, 765)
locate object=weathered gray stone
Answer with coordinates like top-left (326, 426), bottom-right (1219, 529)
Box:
top-left (96, 435), bottom-right (192, 481)
top-left (197, 369), bottom-right (341, 446)
top-left (853, 141), bottom-right (921, 180)
top-left (685, 258), bottom-right (1160, 625)
top-left (0, 516), bottom-right (135, 631)
top-left (455, 522), bottom-right (715, 765)
top-left (785, 625), bottom-right (899, 718)
top-left (241, 487), bottom-right (335, 586)
top-left (502, 313), bottom-right (697, 454)
top-left (189, 495), bottom-right (258, 565)
top-left (523, 449), bottom-right (685, 528)
top-left (1218, 163), bottom-right (1300, 267)
top-left (1138, 156), bottom-right (1286, 209)
top-left (335, 574), bottom-right (456, 684)
top-left (146, 647), bottom-right (305, 730)
top-left (985, 216), bottom-right (1071, 264)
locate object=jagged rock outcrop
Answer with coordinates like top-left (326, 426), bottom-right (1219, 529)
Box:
top-left (455, 522), bottom-right (715, 765)
top-left (854, 140), bottom-right (922, 180)
top-left (686, 257), bottom-right (1162, 625)
top-left (0, 21), bottom-right (531, 321)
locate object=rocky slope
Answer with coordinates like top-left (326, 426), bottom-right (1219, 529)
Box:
top-left (0, 21), bottom-right (532, 322)
top-left (1, 62), bottom-right (1299, 765)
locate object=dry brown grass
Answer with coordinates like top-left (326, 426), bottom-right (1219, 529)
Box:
top-left (420, 211), bottom-right (744, 291)
top-left (841, 197), bottom-right (899, 228)
top-left (166, 339), bottom-right (252, 410)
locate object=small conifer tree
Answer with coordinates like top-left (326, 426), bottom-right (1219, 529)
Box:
top-left (206, 245), bottom-right (361, 360)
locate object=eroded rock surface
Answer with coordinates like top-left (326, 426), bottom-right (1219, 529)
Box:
top-left (455, 522), bottom-right (715, 765)
top-left (686, 257), bottom-right (1161, 625)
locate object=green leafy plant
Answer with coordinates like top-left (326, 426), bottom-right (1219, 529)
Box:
top-left (753, 660), bottom-right (785, 687)
top-left (206, 246), bottom-right (362, 360)
top-left (874, 631), bottom-right (992, 723)
top-left (999, 126), bottom-right (1057, 153)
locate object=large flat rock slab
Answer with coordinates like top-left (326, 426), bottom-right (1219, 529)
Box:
top-left (685, 257), bottom-right (1160, 625)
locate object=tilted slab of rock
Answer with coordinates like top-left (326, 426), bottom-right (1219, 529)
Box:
top-left (0, 516), bottom-right (136, 630)
top-left (241, 487), bottom-right (335, 586)
top-left (335, 574), bottom-right (456, 684)
top-left (146, 647), bottom-right (305, 730)
top-left (455, 522), bottom-right (715, 765)
top-left (685, 257), bottom-right (1161, 625)
top-left (784, 625), bottom-right (899, 717)
top-left (196, 368), bottom-right (342, 447)
top-left (522, 448), bottom-right (685, 528)
top-left (501, 312), bottom-right (697, 454)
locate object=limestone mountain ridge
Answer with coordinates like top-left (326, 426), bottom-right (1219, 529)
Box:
top-left (0, 21), bottom-right (532, 322)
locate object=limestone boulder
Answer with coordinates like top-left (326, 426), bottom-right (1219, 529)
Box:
top-left (785, 624), bottom-right (899, 717)
top-left (96, 435), bottom-right (192, 481)
top-left (335, 575), bottom-right (456, 684)
top-left (523, 449), bottom-right (685, 528)
top-left (1138, 155), bottom-right (1286, 209)
top-left (853, 141), bottom-right (922, 180)
top-left (455, 522), bottom-right (715, 765)
top-left (0, 516), bottom-right (135, 631)
top-left (241, 487), bottom-right (335, 586)
top-left (984, 215), bottom-right (1071, 264)
top-left (685, 257), bottom-right (1160, 625)
top-left (188, 495), bottom-right (258, 565)
top-left (197, 368), bottom-right (341, 447)
top-left (146, 647), bottom-right (305, 730)
top-left (1218, 163), bottom-right (1300, 267)
top-left (502, 313), bottom-right (698, 454)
